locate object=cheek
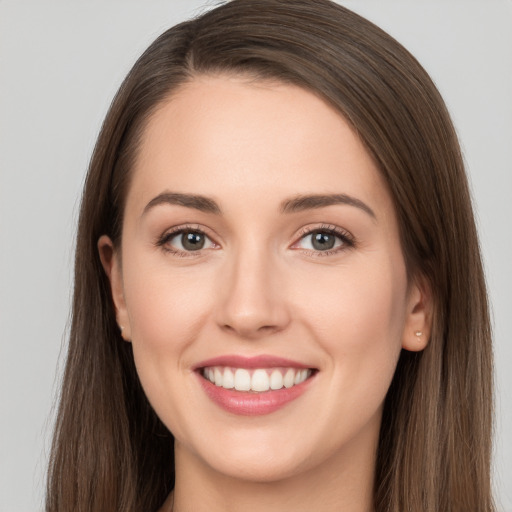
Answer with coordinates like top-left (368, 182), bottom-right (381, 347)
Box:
top-left (299, 255), bottom-right (406, 336)
top-left (120, 245), bottom-right (219, 414)
top-left (124, 261), bottom-right (214, 356)
top-left (295, 254), bottom-right (407, 399)
top-left (121, 253), bottom-right (219, 438)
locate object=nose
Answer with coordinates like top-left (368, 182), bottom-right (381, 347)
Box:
top-left (214, 245), bottom-right (291, 340)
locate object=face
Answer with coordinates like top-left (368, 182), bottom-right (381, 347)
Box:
top-left (100, 75), bottom-right (429, 484)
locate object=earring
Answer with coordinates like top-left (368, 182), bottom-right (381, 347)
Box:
top-left (415, 330), bottom-right (423, 339)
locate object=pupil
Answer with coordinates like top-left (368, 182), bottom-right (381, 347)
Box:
top-left (182, 231), bottom-right (205, 251)
top-left (312, 231), bottom-right (335, 250)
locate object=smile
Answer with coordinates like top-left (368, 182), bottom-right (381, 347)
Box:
top-left (202, 366), bottom-right (312, 392)
top-left (195, 355), bottom-right (317, 415)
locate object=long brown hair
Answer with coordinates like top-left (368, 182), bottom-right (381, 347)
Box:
top-left (46, 1), bottom-right (494, 510)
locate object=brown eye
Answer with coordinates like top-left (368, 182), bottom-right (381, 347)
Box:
top-left (181, 231), bottom-right (205, 251)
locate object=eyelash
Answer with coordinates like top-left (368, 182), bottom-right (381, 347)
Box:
top-left (155, 224), bottom-right (213, 258)
top-left (294, 224), bottom-right (355, 256)
top-left (155, 223), bottom-right (355, 258)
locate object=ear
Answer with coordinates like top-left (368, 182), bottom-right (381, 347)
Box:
top-left (98, 235), bottom-right (131, 342)
top-left (401, 275), bottom-right (432, 352)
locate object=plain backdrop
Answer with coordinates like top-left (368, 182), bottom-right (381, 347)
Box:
top-left (1, 1), bottom-right (511, 510)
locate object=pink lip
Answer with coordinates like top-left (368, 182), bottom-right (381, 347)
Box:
top-left (194, 355), bottom-right (316, 416)
top-left (194, 354), bottom-right (312, 370)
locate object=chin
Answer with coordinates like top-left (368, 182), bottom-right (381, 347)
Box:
top-left (202, 449), bottom-right (312, 484)
top-left (177, 424), bottom-right (335, 485)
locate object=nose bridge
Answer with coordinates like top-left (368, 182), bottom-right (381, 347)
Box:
top-left (215, 238), bottom-right (290, 338)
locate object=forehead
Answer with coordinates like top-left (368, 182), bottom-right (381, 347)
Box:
top-left (128, 75), bottom-right (393, 218)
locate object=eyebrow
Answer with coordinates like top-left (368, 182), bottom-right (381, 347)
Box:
top-left (280, 194), bottom-right (375, 218)
top-left (143, 192), bottom-right (221, 215)
top-left (142, 191), bottom-right (375, 219)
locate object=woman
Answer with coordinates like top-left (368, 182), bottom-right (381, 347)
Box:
top-left (46, 0), bottom-right (494, 510)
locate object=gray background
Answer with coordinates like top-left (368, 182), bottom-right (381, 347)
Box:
top-left (1, 1), bottom-right (510, 510)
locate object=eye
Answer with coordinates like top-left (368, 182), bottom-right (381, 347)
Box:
top-left (158, 227), bottom-right (217, 255)
top-left (293, 225), bottom-right (354, 255)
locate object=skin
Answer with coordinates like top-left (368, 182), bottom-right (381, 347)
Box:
top-left (99, 75), bottom-right (431, 512)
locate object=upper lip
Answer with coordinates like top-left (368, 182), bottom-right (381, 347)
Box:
top-left (193, 355), bottom-right (314, 370)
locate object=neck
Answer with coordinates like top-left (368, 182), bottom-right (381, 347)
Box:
top-left (169, 422), bottom-right (378, 512)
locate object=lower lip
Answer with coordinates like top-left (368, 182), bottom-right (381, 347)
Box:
top-left (197, 372), bottom-right (314, 416)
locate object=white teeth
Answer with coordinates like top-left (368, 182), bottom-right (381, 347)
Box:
top-left (203, 366), bottom-right (312, 392)
top-left (283, 368), bottom-right (295, 388)
top-left (270, 369), bottom-right (283, 390)
top-left (222, 368), bottom-right (234, 389)
top-left (214, 368), bottom-right (223, 387)
top-left (234, 368), bottom-right (251, 391)
top-left (251, 369), bottom-right (270, 392)
top-left (294, 369), bottom-right (308, 385)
